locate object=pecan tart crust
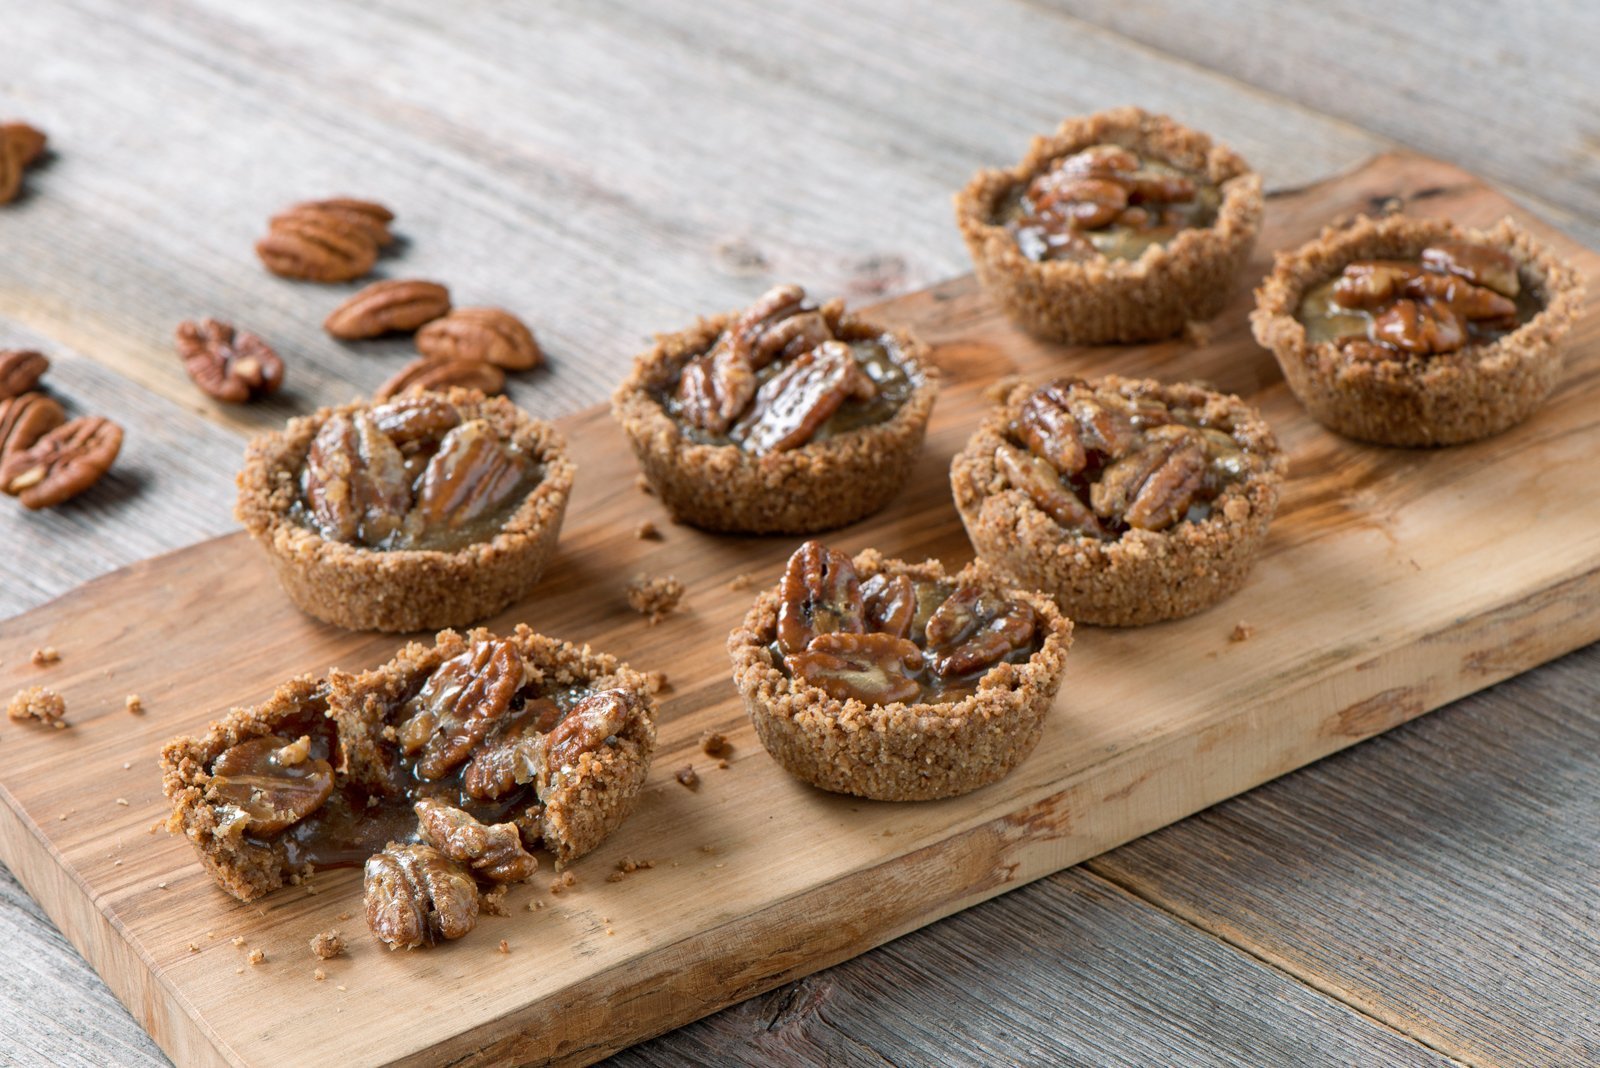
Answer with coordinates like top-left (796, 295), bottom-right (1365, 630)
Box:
top-left (729, 543), bottom-right (1072, 801)
top-left (161, 625), bottom-right (657, 945)
top-left (1250, 214), bottom-right (1585, 446)
top-left (235, 388), bottom-right (574, 632)
top-left (611, 286), bottom-right (939, 534)
top-left (954, 107), bottom-right (1263, 344)
top-left (951, 377), bottom-right (1286, 627)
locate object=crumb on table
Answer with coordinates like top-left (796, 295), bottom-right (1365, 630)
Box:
top-left (674, 764), bottom-right (700, 790)
top-left (125, 694), bottom-right (145, 715)
top-left (1229, 622), bottom-right (1255, 643)
top-left (699, 730), bottom-right (731, 759)
top-left (634, 474), bottom-right (653, 495)
top-left (482, 884), bottom-right (510, 916)
top-left (626, 574), bottom-right (685, 625)
top-left (309, 929), bottom-right (346, 960)
top-left (645, 670), bottom-right (669, 694)
top-left (30, 646), bottom-right (60, 667)
top-left (606, 857), bottom-right (654, 882)
top-left (1183, 319), bottom-right (1214, 347)
top-left (314, 967), bottom-right (327, 982)
top-left (727, 572), bottom-right (757, 592)
top-left (8, 686), bottom-right (67, 728)
top-left (498, 939), bottom-right (510, 954)
top-left (247, 948), bottom-right (265, 966)
top-left (634, 520), bottom-right (662, 541)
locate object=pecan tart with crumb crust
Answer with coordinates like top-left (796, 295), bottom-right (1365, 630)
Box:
top-left (1251, 214), bottom-right (1584, 446)
top-left (611, 284), bottom-right (938, 533)
top-left (161, 625), bottom-right (656, 949)
top-left (236, 388), bottom-right (574, 632)
top-left (952, 376), bottom-right (1285, 626)
top-left (730, 541), bottom-right (1071, 801)
top-left (955, 107), bottom-right (1263, 344)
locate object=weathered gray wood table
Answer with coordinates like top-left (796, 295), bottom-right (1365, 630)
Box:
top-left (2, 1), bottom-right (1596, 1063)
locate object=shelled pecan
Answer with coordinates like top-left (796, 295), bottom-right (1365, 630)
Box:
top-left (415, 307), bottom-right (541, 370)
top-left (924, 585), bottom-right (1038, 677)
top-left (375, 356), bottom-right (505, 401)
top-left (0, 122), bottom-right (46, 204)
top-left (256, 197), bottom-right (394, 282)
top-left (0, 350), bottom-right (48, 400)
top-left (175, 319), bottom-right (285, 403)
top-left (410, 419), bottom-right (530, 533)
top-left (776, 539), bottom-right (865, 655)
top-left (787, 631), bottom-right (923, 704)
top-left (302, 411), bottom-right (413, 543)
top-left (397, 638), bottom-right (524, 780)
top-left (543, 690), bottom-right (635, 775)
top-left (0, 393), bottom-right (65, 463)
top-left (206, 734), bottom-right (334, 836)
top-left (325, 279), bottom-right (452, 340)
top-left (414, 798), bottom-right (538, 883)
top-left (0, 415), bottom-right (122, 509)
top-left (731, 341), bottom-right (876, 454)
top-left (363, 842), bottom-right (479, 949)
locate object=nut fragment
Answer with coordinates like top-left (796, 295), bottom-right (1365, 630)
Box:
top-left (207, 734), bottom-right (334, 836)
top-left (0, 392), bottom-right (66, 463)
top-left (7, 685), bottom-right (67, 727)
top-left (675, 284), bottom-right (821, 434)
top-left (363, 842), bottom-right (479, 950)
top-left (788, 631), bottom-right (923, 704)
top-left (398, 638), bottom-right (524, 780)
top-left (0, 350), bottom-right (48, 400)
top-left (0, 416), bottom-right (123, 509)
top-left (325, 280), bottom-right (452, 340)
top-left (776, 540), bottom-right (865, 655)
top-left (415, 798), bottom-right (539, 883)
top-left (308, 930), bottom-right (346, 960)
top-left (375, 356), bottom-right (505, 401)
top-left (415, 307), bottom-right (542, 371)
top-left (175, 319), bottom-right (285, 403)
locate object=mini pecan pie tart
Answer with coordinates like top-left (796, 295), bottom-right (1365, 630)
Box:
top-left (161, 625), bottom-right (657, 950)
top-left (729, 540), bottom-right (1071, 801)
top-left (1251, 214), bottom-right (1585, 446)
top-left (611, 284), bottom-right (939, 533)
top-left (235, 388), bottom-right (574, 632)
top-left (954, 107), bottom-right (1263, 344)
top-left (951, 376), bottom-right (1286, 626)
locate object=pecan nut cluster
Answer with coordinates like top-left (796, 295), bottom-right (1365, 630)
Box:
top-left (0, 350), bottom-right (123, 509)
top-left (255, 197), bottom-right (396, 283)
top-left (773, 540), bottom-right (1040, 706)
top-left (0, 121), bottom-right (46, 204)
top-left (993, 379), bottom-right (1260, 539)
top-left (175, 318), bottom-right (286, 403)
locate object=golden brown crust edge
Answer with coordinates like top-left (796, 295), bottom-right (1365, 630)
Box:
top-left (728, 549), bottom-right (1073, 801)
top-left (610, 307), bottom-right (940, 534)
top-left (1249, 213), bottom-right (1586, 446)
top-left (950, 376), bottom-right (1287, 627)
top-left (234, 388), bottom-right (576, 633)
top-left (954, 106), bottom-right (1264, 344)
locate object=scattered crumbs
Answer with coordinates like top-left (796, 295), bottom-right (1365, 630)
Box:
top-left (113, 860), bottom-right (122, 867)
top-left (207, 931), bottom-right (217, 940)
top-left (549, 870), bottom-right (576, 895)
top-left (309, 930), bottom-right (345, 960)
top-left (125, 694), bottom-right (145, 715)
top-left (497, 939), bottom-right (510, 955)
top-left (713, 862), bottom-right (725, 869)
top-left (482, 884), bottom-right (510, 916)
top-left (698, 844), bottom-right (718, 856)
top-left (634, 474), bottom-right (653, 495)
top-left (700, 731), bottom-right (731, 759)
top-left (674, 764), bottom-right (699, 790)
top-left (644, 670), bottom-right (670, 695)
top-left (7, 685), bottom-right (67, 728)
top-left (634, 520), bottom-right (662, 541)
top-left (1182, 319), bottom-right (1214, 347)
top-left (336, 912), bottom-right (352, 922)
top-left (1377, 195), bottom-right (1404, 215)
top-left (187, 942), bottom-right (199, 953)
top-left (57, 814), bottom-right (67, 822)
top-left (626, 574), bottom-right (685, 625)
top-left (605, 927), bottom-right (616, 937)
top-left (716, 759), bottom-right (730, 771)
top-left (1229, 622), bottom-right (1255, 643)
top-left (606, 857), bottom-right (654, 883)
top-left (304, 882), bottom-right (320, 895)
top-left (727, 572), bottom-right (757, 592)
top-left (235, 967), bottom-right (243, 975)
top-left (526, 899), bottom-right (546, 912)
top-left (116, 798), bottom-right (129, 806)
top-left (248, 948), bottom-right (265, 966)
top-left (314, 968), bottom-right (327, 982)
top-left (231, 936), bottom-right (247, 948)
top-left (123, 762), bottom-right (132, 770)
top-left (30, 646), bottom-right (60, 667)
top-left (157, 881), bottom-right (169, 890)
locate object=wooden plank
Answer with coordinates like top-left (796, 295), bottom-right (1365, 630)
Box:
top-left (0, 154), bottom-right (1594, 1066)
top-left (1088, 642), bottom-right (1600, 1067)
top-left (614, 869), bottom-right (1458, 1067)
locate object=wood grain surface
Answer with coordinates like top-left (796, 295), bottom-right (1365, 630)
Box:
top-left (3, 3), bottom-right (1598, 1065)
top-left (0, 154), bottom-right (1594, 1067)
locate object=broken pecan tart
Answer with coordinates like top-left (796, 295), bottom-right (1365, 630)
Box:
top-left (611, 284), bottom-right (939, 533)
top-left (954, 107), bottom-right (1262, 343)
top-left (729, 540), bottom-right (1071, 801)
top-left (951, 376), bottom-right (1285, 626)
top-left (235, 388), bottom-right (574, 632)
top-left (1251, 213), bottom-right (1584, 446)
top-left (161, 625), bottom-right (657, 949)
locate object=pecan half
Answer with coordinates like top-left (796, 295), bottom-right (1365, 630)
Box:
top-left (175, 319), bottom-right (285, 403)
top-left (0, 350), bottom-right (48, 401)
top-left (369, 395), bottom-right (461, 446)
top-left (398, 638), bottom-right (524, 780)
top-left (1422, 242), bottom-right (1520, 298)
top-left (995, 441), bottom-right (1103, 535)
top-left (409, 418), bottom-right (529, 533)
top-left (1091, 424), bottom-right (1208, 531)
top-left (1015, 382), bottom-right (1087, 474)
top-left (788, 631), bottom-right (923, 705)
top-left (776, 540), bottom-right (865, 655)
top-left (543, 689), bottom-right (636, 776)
top-left (375, 356), bottom-right (505, 401)
top-left (1, 122), bottom-right (46, 168)
top-left (414, 799), bottom-right (539, 883)
top-left (415, 307), bottom-right (542, 371)
top-left (363, 842), bottom-right (479, 950)
top-left (674, 284), bottom-right (811, 433)
top-left (924, 586), bottom-right (1038, 678)
top-left (1331, 261), bottom-right (1422, 309)
top-left (276, 198), bottom-right (395, 248)
top-left (302, 411), bottom-right (413, 544)
top-left (0, 416), bottom-right (122, 509)
top-left (207, 734), bottom-right (334, 836)
top-left (730, 341), bottom-right (875, 454)
top-left (0, 122), bottom-right (46, 205)
top-left (460, 697), bottom-right (561, 801)
top-left (0, 393), bottom-right (65, 463)
top-left (862, 572), bottom-right (917, 640)
top-left (256, 208), bottom-right (380, 283)
top-left (1371, 298), bottom-right (1466, 356)
top-left (324, 279), bottom-right (452, 340)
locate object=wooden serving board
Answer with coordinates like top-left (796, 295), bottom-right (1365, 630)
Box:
top-left (1, 152), bottom-right (1597, 1068)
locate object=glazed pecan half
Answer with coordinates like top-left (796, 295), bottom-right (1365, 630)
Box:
top-left (175, 319), bottom-right (285, 403)
top-left (788, 631), bottom-right (923, 704)
top-left (0, 415), bottom-right (122, 509)
top-left (0, 350), bottom-right (48, 401)
top-left (363, 842), bottom-right (479, 950)
top-left (397, 638), bottom-right (525, 780)
top-left (206, 734), bottom-right (335, 836)
top-left (414, 798), bottom-right (539, 883)
top-left (409, 418), bottom-right (530, 534)
top-left (776, 539), bottom-right (865, 655)
top-left (924, 585), bottom-right (1038, 677)
top-left (375, 356), bottom-right (505, 401)
top-left (325, 279), bottom-right (452, 340)
top-left (730, 341), bottom-right (876, 454)
top-left (415, 307), bottom-right (542, 371)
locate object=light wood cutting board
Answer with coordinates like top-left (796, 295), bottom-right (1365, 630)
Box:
top-left (1, 153), bottom-right (1596, 1067)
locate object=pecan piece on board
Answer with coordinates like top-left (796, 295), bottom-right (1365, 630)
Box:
top-left (1091, 424), bottom-right (1208, 531)
top-left (776, 540), bottom-right (866, 655)
top-left (730, 341), bottom-right (875, 454)
top-left (363, 842), bottom-right (479, 950)
top-left (788, 631), bottom-right (923, 705)
top-left (397, 638), bottom-right (524, 780)
top-left (415, 307), bottom-right (542, 371)
top-left (325, 279), bottom-right (452, 340)
top-left (994, 441), bottom-right (1104, 536)
top-left (255, 207), bottom-right (381, 283)
top-left (0, 393), bottom-right (66, 463)
top-left (542, 689), bottom-right (637, 777)
top-left (924, 585), bottom-right (1038, 678)
top-left (0, 416), bottom-right (122, 510)
top-left (206, 734), bottom-right (334, 836)
top-left (414, 798), bottom-right (539, 883)
top-left (175, 319), bottom-right (285, 403)
top-left (275, 197), bottom-right (395, 248)
top-left (409, 418), bottom-right (529, 534)
top-left (0, 350), bottom-right (48, 401)
top-left (460, 696), bottom-right (561, 801)
top-left (302, 411), bottom-right (413, 544)
top-left (375, 356), bottom-right (505, 401)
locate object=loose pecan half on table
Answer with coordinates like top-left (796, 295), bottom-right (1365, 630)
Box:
top-left (416, 307), bottom-right (543, 371)
top-left (0, 121), bottom-right (47, 204)
top-left (256, 197), bottom-right (396, 283)
top-left (175, 319), bottom-right (285, 403)
top-left (0, 350), bottom-right (49, 400)
top-left (325, 279), bottom-right (452, 340)
top-left (0, 415), bottom-right (123, 509)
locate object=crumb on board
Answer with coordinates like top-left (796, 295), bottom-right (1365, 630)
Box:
top-left (314, 968), bottom-right (327, 982)
top-left (526, 899), bottom-right (546, 912)
top-left (605, 927), bottom-right (616, 936)
top-left (674, 764), bottom-right (699, 790)
top-left (337, 912), bottom-right (352, 922)
top-left (231, 936), bottom-right (247, 947)
top-left (8, 685), bottom-right (67, 728)
top-left (1183, 319), bottom-right (1214, 347)
top-left (116, 798), bottom-right (129, 806)
top-left (549, 870), bottom-right (576, 895)
top-left (125, 694), bottom-right (145, 715)
top-left (309, 930), bottom-right (346, 960)
top-left (634, 474), bottom-right (653, 495)
top-left (1229, 622), bottom-right (1255, 643)
top-left (606, 857), bottom-right (654, 883)
top-left (30, 647), bottom-right (60, 667)
top-left (248, 948), bottom-right (265, 966)
top-left (498, 939), bottom-right (510, 954)
top-left (634, 520), bottom-right (662, 541)
top-left (187, 942), bottom-right (199, 953)
top-left (700, 730), bottom-right (731, 759)
top-left (482, 884), bottom-right (510, 916)
top-left (727, 572), bottom-right (757, 592)
top-left (123, 762), bottom-right (132, 770)
top-left (626, 574), bottom-right (685, 625)
top-left (645, 670), bottom-right (669, 694)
